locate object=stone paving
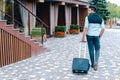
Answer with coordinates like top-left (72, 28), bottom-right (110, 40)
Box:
top-left (0, 27), bottom-right (120, 80)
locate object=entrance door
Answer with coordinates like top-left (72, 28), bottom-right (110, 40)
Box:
top-left (58, 5), bottom-right (65, 26)
top-left (36, 2), bottom-right (50, 35)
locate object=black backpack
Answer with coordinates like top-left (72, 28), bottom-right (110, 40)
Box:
top-left (88, 13), bottom-right (102, 24)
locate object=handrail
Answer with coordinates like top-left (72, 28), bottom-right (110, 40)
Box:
top-left (0, 8), bottom-right (24, 27)
top-left (16, 0), bottom-right (49, 28)
top-left (16, 0), bottom-right (49, 44)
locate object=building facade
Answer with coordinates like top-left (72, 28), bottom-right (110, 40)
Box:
top-left (37, 0), bottom-right (89, 36)
top-left (1, 0), bottom-right (89, 36)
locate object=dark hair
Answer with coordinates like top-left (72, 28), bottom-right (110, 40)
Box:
top-left (89, 5), bottom-right (96, 11)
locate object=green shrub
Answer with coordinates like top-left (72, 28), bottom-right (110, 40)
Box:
top-left (31, 27), bottom-right (46, 36)
top-left (19, 27), bottom-right (24, 32)
top-left (70, 24), bottom-right (80, 29)
top-left (14, 26), bottom-right (24, 32)
top-left (55, 26), bottom-right (66, 32)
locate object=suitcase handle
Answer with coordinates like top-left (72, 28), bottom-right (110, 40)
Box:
top-left (79, 41), bottom-right (87, 58)
top-left (80, 41), bottom-right (87, 43)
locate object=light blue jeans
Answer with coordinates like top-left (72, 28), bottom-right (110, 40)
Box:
top-left (86, 35), bottom-right (100, 66)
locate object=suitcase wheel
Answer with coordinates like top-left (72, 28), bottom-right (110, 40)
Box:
top-left (72, 70), bottom-right (75, 73)
top-left (72, 70), bottom-right (88, 74)
top-left (84, 71), bottom-right (88, 74)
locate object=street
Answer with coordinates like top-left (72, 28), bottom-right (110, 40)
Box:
top-left (0, 27), bottom-right (120, 80)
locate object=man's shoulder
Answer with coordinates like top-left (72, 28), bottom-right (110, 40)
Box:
top-left (88, 13), bottom-right (102, 24)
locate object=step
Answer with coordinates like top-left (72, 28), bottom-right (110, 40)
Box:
top-left (6, 25), bottom-right (13, 30)
top-left (25, 36), bottom-right (31, 40)
top-left (0, 20), bottom-right (7, 27)
top-left (1, 21), bottom-right (46, 56)
top-left (13, 29), bottom-right (20, 34)
top-left (0, 25), bottom-right (13, 33)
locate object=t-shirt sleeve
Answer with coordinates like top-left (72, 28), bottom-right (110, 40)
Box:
top-left (101, 20), bottom-right (105, 29)
top-left (84, 16), bottom-right (89, 28)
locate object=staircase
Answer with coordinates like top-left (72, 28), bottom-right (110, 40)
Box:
top-left (0, 20), bottom-right (46, 67)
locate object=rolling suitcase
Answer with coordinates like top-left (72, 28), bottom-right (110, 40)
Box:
top-left (72, 41), bottom-right (90, 74)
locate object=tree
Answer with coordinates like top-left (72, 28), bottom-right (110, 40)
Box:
top-left (107, 2), bottom-right (120, 19)
top-left (89, 0), bottom-right (110, 20)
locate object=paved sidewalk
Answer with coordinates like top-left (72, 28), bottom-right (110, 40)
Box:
top-left (0, 28), bottom-right (120, 80)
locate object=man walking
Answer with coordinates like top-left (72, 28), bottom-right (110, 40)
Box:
top-left (81, 5), bottom-right (105, 71)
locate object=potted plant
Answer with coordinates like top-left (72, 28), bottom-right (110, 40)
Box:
top-left (69, 24), bottom-right (80, 34)
top-left (31, 27), bottom-right (47, 42)
top-left (54, 26), bottom-right (66, 37)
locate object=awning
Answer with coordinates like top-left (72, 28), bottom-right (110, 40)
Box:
top-left (45, 0), bottom-right (89, 6)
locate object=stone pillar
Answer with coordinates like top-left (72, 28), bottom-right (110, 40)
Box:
top-left (65, 5), bottom-right (71, 31)
top-left (27, 2), bottom-right (36, 33)
top-left (65, 5), bottom-right (69, 32)
top-left (50, 3), bottom-right (55, 35)
top-left (55, 5), bottom-right (59, 27)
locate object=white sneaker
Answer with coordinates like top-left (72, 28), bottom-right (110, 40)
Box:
top-left (94, 63), bottom-right (98, 71)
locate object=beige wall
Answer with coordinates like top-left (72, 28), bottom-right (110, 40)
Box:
top-left (26, 2), bottom-right (36, 33)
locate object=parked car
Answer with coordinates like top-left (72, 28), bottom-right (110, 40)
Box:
top-left (117, 20), bottom-right (120, 26)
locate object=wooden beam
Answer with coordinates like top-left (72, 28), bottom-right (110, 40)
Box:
top-left (67, 4), bottom-right (79, 7)
top-left (52, 1), bottom-right (65, 5)
top-left (36, 0), bottom-right (44, 3)
top-left (49, 0), bottom-right (89, 6)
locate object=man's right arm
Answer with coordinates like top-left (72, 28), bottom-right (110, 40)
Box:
top-left (99, 29), bottom-right (104, 38)
top-left (81, 28), bottom-right (88, 42)
top-left (81, 17), bottom-right (88, 42)
top-left (100, 20), bottom-right (105, 38)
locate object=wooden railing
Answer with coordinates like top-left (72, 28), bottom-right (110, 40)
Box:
top-left (1, 0), bottom-right (49, 44)
top-left (0, 8), bottom-right (24, 27)
top-left (0, 28), bottom-right (31, 67)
